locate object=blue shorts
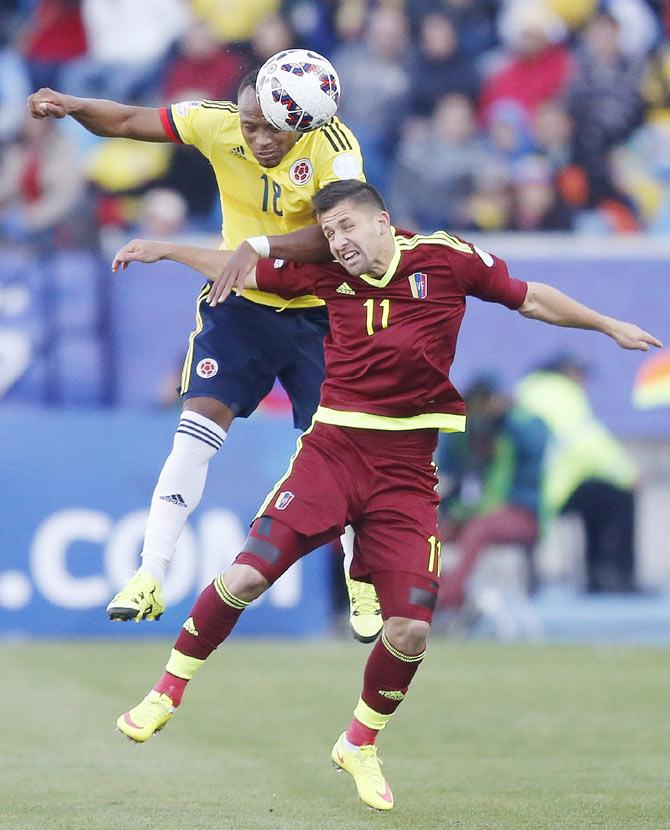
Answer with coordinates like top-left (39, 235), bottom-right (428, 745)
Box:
top-left (179, 289), bottom-right (329, 430)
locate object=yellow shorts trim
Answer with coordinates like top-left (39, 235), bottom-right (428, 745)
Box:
top-left (314, 406), bottom-right (466, 433)
top-left (240, 288), bottom-right (325, 309)
top-left (180, 284), bottom-right (209, 394)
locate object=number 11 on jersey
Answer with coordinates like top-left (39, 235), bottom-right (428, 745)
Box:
top-left (364, 298), bottom-right (391, 335)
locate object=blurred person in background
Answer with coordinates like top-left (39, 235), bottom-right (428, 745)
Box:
top-left (334, 4), bottom-right (411, 190)
top-left (437, 375), bottom-right (548, 612)
top-left (479, 1), bottom-right (572, 124)
top-left (191, 0), bottom-right (280, 44)
top-left (530, 99), bottom-right (574, 173)
top-left (246, 11), bottom-right (296, 62)
top-left (388, 93), bottom-right (488, 230)
top-left (406, 0), bottom-right (497, 58)
top-left (463, 161), bottom-right (513, 231)
top-left (61, 0), bottom-right (188, 102)
top-left (508, 154), bottom-right (574, 231)
top-left (19, 0), bottom-right (87, 91)
top-left (0, 112), bottom-right (91, 248)
top-left (407, 12), bottom-right (481, 117)
top-left (162, 19), bottom-right (247, 103)
top-left (566, 11), bottom-right (645, 224)
top-left (517, 355), bottom-right (640, 593)
top-left (0, 25), bottom-right (30, 145)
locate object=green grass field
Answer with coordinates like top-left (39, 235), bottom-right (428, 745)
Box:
top-left (2, 639), bottom-right (669, 830)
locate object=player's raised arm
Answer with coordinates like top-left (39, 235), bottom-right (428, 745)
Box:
top-left (111, 240), bottom-right (256, 287)
top-left (519, 281), bottom-right (662, 351)
top-left (28, 88), bottom-right (166, 141)
top-left (206, 223), bottom-right (330, 306)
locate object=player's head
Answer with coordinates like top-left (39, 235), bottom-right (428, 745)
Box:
top-left (237, 69), bottom-right (299, 168)
top-left (312, 181), bottom-right (393, 277)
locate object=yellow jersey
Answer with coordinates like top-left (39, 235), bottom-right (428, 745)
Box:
top-left (160, 99), bottom-right (365, 308)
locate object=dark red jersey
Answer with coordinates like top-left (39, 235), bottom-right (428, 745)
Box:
top-left (256, 229), bottom-right (527, 432)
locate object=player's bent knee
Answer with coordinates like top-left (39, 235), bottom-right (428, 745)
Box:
top-left (183, 397), bottom-right (235, 430)
top-left (384, 616), bottom-right (430, 656)
top-left (221, 563), bottom-right (269, 603)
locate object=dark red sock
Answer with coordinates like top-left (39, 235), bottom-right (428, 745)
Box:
top-left (346, 717), bottom-right (379, 746)
top-left (173, 579), bottom-right (246, 660)
top-left (361, 632), bottom-right (426, 716)
top-left (154, 671), bottom-right (188, 706)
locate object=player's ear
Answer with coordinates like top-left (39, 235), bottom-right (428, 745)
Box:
top-left (377, 211), bottom-right (391, 235)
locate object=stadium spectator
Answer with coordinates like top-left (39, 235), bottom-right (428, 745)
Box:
top-left (437, 375), bottom-right (548, 611)
top-left (61, 0), bottom-right (188, 102)
top-left (479, 2), bottom-right (572, 123)
top-left (162, 20), bottom-right (248, 103)
top-left (508, 154), bottom-right (574, 231)
top-left (191, 0), bottom-right (279, 44)
top-left (19, 0), bottom-right (87, 91)
top-left (567, 12), bottom-right (645, 210)
top-left (0, 113), bottom-right (90, 246)
top-left (0, 30), bottom-right (30, 144)
top-left (406, 0), bottom-right (497, 58)
top-left (334, 4), bottom-right (411, 190)
top-left (517, 355), bottom-right (641, 593)
top-left (388, 93), bottom-right (489, 230)
top-left (247, 12), bottom-right (296, 62)
top-left (407, 12), bottom-right (480, 116)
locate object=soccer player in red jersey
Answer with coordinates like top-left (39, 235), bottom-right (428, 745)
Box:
top-left (112, 181), bottom-right (660, 811)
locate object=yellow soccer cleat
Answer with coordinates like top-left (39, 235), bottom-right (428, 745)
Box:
top-left (106, 572), bottom-right (165, 622)
top-left (331, 732), bottom-right (394, 811)
top-left (117, 691), bottom-right (175, 743)
top-left (345, 574), bottom-right (382, 643)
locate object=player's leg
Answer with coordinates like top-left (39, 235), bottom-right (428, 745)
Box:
top-left (107, 294), bottom-right (285, 622)
top-left (332, 571), bottom-right (438, 812)
top-left (278, 308), bottom-right (382, 643)
top-left (117, 422), bottom-right (350, 740)
top-left (330, 428), bottom-right (440, 810)
top-left (117, 517), bottom-right (311, 742)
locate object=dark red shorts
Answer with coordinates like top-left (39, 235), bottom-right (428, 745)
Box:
top-left (238, 421), bottom-right (442, 621)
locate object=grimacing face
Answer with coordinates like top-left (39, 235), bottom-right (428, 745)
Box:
top-left (238, 86), bottom-right (298, 168)
top-left (318, 200), bottom-right (391, 276)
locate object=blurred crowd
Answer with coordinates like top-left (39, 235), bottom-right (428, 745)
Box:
top-left (2, 0), bottom-right (670, 244)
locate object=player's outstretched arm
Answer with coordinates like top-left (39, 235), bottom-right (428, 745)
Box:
top-left (519, 281), bottom-right (662, 351)
top-left (207, 223), bottom-right (330, 306)
top-left (111, 239), bottom-right (259, 288)
top-left (27, 88), bottom-right (166, 141)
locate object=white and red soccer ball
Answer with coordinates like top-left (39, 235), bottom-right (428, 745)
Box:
top-left (256, 49), bottom-right (340, 133)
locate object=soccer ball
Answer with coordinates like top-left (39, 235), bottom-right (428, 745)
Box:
top-left (256, 49), bottom-right (340, 133)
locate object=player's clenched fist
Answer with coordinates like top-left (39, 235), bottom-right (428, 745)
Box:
top-left (27, 88), bottom-right (72, 119)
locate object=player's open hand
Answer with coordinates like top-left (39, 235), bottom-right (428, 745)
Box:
top-left (112, 239), bottom-right (168, 272)
top-left (207, 240), bottom-right (258, 306)
top-left (27, 88), bottom-right (72, 119)
top-left (610, 321), bottom-right (662, 351)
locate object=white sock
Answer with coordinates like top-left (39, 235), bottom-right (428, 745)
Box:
top-left (139, 411), bottom-right (226, 581)
top-left (341, 525), bottom-right (355, 577)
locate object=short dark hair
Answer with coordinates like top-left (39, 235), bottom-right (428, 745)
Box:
top-left (238, 68), bottom-right (259, 100)
top-left (312, 180), bottom-right (387, 216)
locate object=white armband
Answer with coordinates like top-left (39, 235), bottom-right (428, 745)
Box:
top-left (245, 236), bottom-right (270, 258)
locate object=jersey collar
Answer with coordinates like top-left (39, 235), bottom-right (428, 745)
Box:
top-left (358, 227), bottom-right (401, 288)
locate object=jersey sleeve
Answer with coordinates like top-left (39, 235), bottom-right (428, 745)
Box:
top-left (255, 258), bottom-right (319, 299)
top-left (159, 99), bottom-right (237, 159)
top-left (313, 117), bottom-right (366, 186)
top-left (455, 243), bottom-right (528, 309)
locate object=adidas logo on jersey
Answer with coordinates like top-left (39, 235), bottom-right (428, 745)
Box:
top-left (182, 616), bottom-right (199, 636)
top-left (230, 145), bottom-right (246, 158)
top-left (336, 282), bottom-right (356, 295)
top-left (160, 493), bottom-right (187, 507)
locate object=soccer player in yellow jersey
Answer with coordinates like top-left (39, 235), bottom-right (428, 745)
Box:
top-left (27, 68), bottom-right (382, 639)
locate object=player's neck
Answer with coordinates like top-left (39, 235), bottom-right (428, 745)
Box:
top-left (366, 234), bottom-right (396, 278)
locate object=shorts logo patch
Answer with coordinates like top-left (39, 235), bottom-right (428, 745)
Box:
top-left (196, 358), bottom-right (218, 378)
top-left (275, 490), bottom-right (294, 510)
top-left (289, 158), bottom-right (313, 185)
top-left (408, 272), bottom-right (428, 299)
